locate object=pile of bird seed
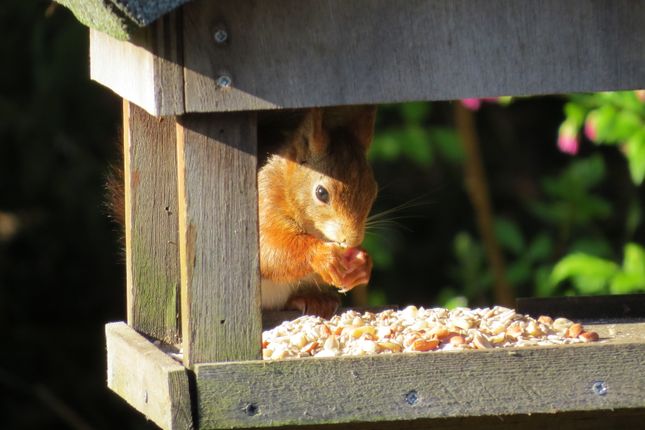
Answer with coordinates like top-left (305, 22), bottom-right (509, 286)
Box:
top-left (262, 306), bottom-right (599, 360)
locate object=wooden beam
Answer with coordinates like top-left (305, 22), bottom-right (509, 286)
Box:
top-left (195, 320), bottom-right (645, 429)
top-left (517, 294), bottom-right (645, 320)
top-left (250, 409), bottom-right (645, 430)
top-left (105, 322), bottom-right (193, 430)
top-left (90, 11), bottom-right (184, 116)
top-left (123, 101), bottom-right (181, 343)
top-left (176, 112), bottom-right (262, 367)
top-left (182, 0), bottom-right (645, 112)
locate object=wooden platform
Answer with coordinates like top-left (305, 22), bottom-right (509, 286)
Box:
top-left (106, 317), bottom-right (645, 430)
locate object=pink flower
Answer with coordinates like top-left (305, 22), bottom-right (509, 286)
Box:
top-left (460, 98), bottom-right (499, 111)
top-left (461, 98), bottom-right (482, 110)
top-left (557, 132), bottom-right (580, 155)
top-left (584, 117), bottom-right (597, 142)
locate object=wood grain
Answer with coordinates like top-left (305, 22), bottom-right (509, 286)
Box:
top-left (195, 320), bottom-right (645, 429)
top-left (124, 101), bottom-right (181, 344)
top-left (91, 10), bottom-right (184, 116)
top-left (265, 408), bottom-right (645, 430)
top-left (176, 112), bottom-right (262, 367)
top-left (105, 322), bottom-right (193, 430)
top-left (182, 0), bottom-right (645, 112)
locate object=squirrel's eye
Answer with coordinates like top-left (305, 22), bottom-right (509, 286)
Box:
top-left (315, 185), bottom-right (330, 204)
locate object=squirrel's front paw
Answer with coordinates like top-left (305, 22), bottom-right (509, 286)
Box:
top-left (311, 244), bottom-right (372, 292)
top-left (285, 291), bottom-right (340, 319)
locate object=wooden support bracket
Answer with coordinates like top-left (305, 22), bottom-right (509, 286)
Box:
top-left (105, 322), bottom-right (193, 430)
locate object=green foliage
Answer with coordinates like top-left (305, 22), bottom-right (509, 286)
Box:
top-left (562, 91), bottom-right (645, 184)
top-left (529, 155), bottom-right (610, 228)
top-left (369, 94), bottom-right (644, 307)
top-left (549, 244), bottom-right (645, 295)
top-left (370, 103), bottom-right (463, 166)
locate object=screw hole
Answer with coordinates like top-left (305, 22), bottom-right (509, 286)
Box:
top-left (245, 403), bottom-right (259, 416)
top-left (220, 319), bottom-right (225, 324)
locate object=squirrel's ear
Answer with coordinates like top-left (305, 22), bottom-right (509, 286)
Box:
top-left (295, 108), bottom-right (326, 159)
top-left (349, 106), bottom-right (377, 152)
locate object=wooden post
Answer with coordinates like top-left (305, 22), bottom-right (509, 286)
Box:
top-left (176, 112), bottom-right (262, 367)
top-left (124, 101), bottom-right (181, 344)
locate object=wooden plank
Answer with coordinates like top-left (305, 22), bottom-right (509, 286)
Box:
top-left (270, 408), bottom-right (645, 430)
top-left (123, 101), bottom-right (181, 343)
top-left (90, 10), bottom-right (184, 116)
top-left (105, 322), bottom-right (193, 430)
top-left (182, 0), bottom-right (645, 112)
top-left (517, 294), bottom-right (645, 320)
top-left (195, 320), bottom-right (645, 429)
top-left (176, 112), bottom-right (262, 367)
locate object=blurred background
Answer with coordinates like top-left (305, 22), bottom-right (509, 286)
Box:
top-left (2, 1), bottom-right (644, 429)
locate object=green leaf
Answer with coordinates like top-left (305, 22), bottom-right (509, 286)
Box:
top-left (626, 200), bottom-right (642, 239)
top-left (611, 111), bottom-right (642, 142)
top-left (437, 288), bottom-right (468, 309)
top-left (568, 238), bottom-right (614, 259)
top-left (525, 233), bottom-right (553, 262)
top-left (362, 234), bottom-right (394, 269)
top-left (400, 126), bottom-right (433, 166)
top-left (400, 102), bottom-right (430, 125)
top-left (626, 129), bottom-right (645, 185)
top-left (623, 243), bottom-right (645, 275)
top-left (566, 155), bottom-right (606, 189)
top-left (609, 272), bottom-right (645, 294)
top-left (507, 258), bottom-right (532, 285)
top-left (367, 289), bottom-right (388, 306)
top-left (564, 102), bottom-right (586, 127)
top-left (534, 265), bottom-right (555, 297)
top-left (429, 127), bottom-right (464, 164)
top-left (550, 253), bottom-right (619, 293)
top-left (369, 132), bottom-right (401, 161)
top-left (494, 217), bottom-right (525, 255)
top-left (592, 104), bottom-right (618, 143)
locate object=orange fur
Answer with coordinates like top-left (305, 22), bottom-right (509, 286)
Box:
top-left (258, 107), bottom-right (378, 315)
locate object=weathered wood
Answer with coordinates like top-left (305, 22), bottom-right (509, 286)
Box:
top-left (90, 10), bottom-right (184, 116)
top-left (268, 408), bottom-right (645, 430)
top-left (517, 294), bottom-right (645, 320)
top-left (105, 322), bottom-right (193, 430)
top-left (182, 0), bottom-right (645, 112)
top-left (176, 112), bottom-right (262, 367)
top-left (195, 320), bottom-right (645, 429)
top-left (123, 101), bottom-right (181, 343)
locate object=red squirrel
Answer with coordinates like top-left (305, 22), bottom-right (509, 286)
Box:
top-left (258, 107), bottom-right (378, 317)
top-left (110, 107), bottom-right (378, 319)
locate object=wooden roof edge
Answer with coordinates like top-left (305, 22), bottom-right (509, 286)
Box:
top-left (56, 0), bottom-right (189, 40)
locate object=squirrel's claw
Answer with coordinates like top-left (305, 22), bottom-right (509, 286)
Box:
top-left (311, 244), bottom-right (372, 293)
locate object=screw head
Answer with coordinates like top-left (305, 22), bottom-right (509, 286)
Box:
top-left (216, 75), bottom-right (232, 89)
top-left (592, 381), bottom-right (607, 396)
top-left (213, 28), bottom-right (228, 44)
top-left (404, 390), bottom-right (418, 405)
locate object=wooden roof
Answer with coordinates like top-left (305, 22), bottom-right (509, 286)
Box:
top-left (56, 0), bottom-right (188, 40)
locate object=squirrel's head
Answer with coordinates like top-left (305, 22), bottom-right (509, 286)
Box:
top-left (284, 107), bottom-right (378, 247)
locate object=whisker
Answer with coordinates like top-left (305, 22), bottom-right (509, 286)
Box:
top-left (367, 195), bottom-right (430, 223)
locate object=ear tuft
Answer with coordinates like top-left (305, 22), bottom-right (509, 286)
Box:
top-left (295, 108), bottom-right (327, 158)
top-left (348, 106), bottom-right (377, 152)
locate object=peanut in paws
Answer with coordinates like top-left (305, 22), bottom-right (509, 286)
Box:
top-left (311, 243), bottom-right (372, 292)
